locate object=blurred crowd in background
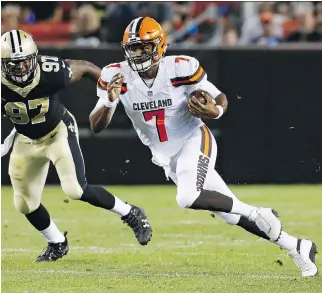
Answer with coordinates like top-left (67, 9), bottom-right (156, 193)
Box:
top-left (2, 1), bottom-right (322, 47)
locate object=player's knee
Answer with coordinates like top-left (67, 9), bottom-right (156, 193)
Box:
top-left (13, 194), bottom-right (39, 214)
top-left (217, 212), bottom-right (241, 225)
top-left (61, 180), bottom-right (83, 200)
top-left (176, 189), bottom-right (199, 209)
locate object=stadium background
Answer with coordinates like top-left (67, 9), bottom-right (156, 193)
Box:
top-left (2, 2), bottom-right (322, 293)
top-left (1, 1), bottom-right (322, 185)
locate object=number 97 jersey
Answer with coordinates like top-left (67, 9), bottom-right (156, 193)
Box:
top-left (96, 55), bottom-right (221, 162)
top-left (1, 55), bottom-right (72, 139)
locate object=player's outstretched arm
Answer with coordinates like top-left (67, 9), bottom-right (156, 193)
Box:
top-left (89, 106), bottom-right (115, 134)
top-left (65, 59), bottom-right (101, 83)
top-left (89, 73), bottom-right (124, 134)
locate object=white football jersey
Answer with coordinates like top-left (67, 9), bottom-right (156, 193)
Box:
top-left (96, 55), bottom-right (221, 167)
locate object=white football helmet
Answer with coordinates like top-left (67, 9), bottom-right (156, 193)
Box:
top-left (1, 30), bottom-right (38, 84)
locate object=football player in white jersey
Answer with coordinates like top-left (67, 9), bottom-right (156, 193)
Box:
top-left (89, 17), bottom-right (318, 277)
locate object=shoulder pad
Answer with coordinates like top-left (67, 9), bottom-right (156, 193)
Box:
top-left (101, 63), bottom-right (122, 82)
top-left (38, 55), bottom-right (58, 62)
top-left (167, 55), bottom-right (205, 87)
top-left (98, 61), bottom-right (129, 91)
top-left (98, 63), bottom-right (122, 90)
top-left (37, 55), bottom-right (71, 89)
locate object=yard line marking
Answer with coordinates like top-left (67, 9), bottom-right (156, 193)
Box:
top-left (2, 269), bottom-right (298, 279)
top-left (1, 247), bottom-right (143, 255)
top-left (160, 234), bottom-right (222, 239)
top-left (2, 245), bottom-right (291, 255)
top-left (2, 248), bottom-right (36, 252)
top-left (172, 252), bottom-right (289, 257)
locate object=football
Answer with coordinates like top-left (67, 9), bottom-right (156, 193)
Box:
top-left (189, 90), bottom-right (207, 105)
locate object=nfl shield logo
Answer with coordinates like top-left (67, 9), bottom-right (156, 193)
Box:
top-left (21, 92), bottom-right (27, 97)
top-left (148, 91), bottom-right (153, 97)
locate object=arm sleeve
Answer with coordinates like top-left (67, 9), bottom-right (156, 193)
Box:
top-left (52, 58), bottom-right (72, 90)
top-left (191, 79), bottom-right (222, 100)
top-left (182, 57), bottom-right (222, 99)
top-left (96, 65), bottom-right (121, 100)
top-left (61, 59), bottom-right (72, 85)
top-left (94, 65), bottom-right (121, 119)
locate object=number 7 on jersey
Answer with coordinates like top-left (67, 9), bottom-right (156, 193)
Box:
top-left (143, 109), bottom-right (168, 142)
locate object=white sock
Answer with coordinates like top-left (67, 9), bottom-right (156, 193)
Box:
top-left (111, 197), bottom-right (132, 216)
top-left (230, 198), bottom-right (256, 218)
top-left (40, 220), bottom-right (65, 243)
top-left (276, 231), bottom-right (298, 251)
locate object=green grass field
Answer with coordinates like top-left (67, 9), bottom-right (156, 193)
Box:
top-left (1, 185), bottom-right (321, 293)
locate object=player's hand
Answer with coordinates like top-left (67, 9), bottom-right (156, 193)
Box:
top-left (107, 73), bottom-right (124, 102)
top-left (188, 91), bottom-right (220, 119)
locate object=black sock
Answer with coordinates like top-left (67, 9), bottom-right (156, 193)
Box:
top-left (237, 216), bottom-right (269, 240)
top-left (80, 184), bottom-right (116, 210)
top-left (25, 204), bottom-right (51, 231)
top-left (190, 189), bottom-right (233, 212)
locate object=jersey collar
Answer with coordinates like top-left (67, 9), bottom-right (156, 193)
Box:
top-left (130, 60), bottom-right (170, 98)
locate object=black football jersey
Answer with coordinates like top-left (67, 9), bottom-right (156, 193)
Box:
top-left (1, 55), bottom-right (72, 139)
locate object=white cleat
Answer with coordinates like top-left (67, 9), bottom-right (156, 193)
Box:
top-left (248, 208), bottom-right (282, 241)
top-left (288, 239), bottom-right (318, 277)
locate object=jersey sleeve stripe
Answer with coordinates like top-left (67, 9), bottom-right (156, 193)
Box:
top-left (171, 65), bottom-right (203, 83)
top-left (105, 64), bottom-right (121, 68)
top-left (98, 80), bottom-right (127, 93)
top-left (121, 83), bottom-right (128, 95)
top-left (171, 66), bottom-right (205, 87)
top-left (97, 77), bottom-right (108, 90)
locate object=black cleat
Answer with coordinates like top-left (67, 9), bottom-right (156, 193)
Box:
top-left (35, 232), bottom-right (69, 262)
top-left (121, 206), bottom-right (152, 246)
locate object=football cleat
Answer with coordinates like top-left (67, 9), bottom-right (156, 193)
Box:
top-left (121, 205), bottom-right (152, 245)
top-left (288, 239), bottom-right (318, 277)
top-left (248, 208), bottom-right (282, 241)
top-left (35, 231), bottom-right (69, 262)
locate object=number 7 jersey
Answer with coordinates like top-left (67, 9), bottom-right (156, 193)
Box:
top-left (1, 55), bottom-right (72, 139)
top-left (96, 55), bottom-right (221, 163)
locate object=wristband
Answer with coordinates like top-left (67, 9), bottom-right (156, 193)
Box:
top-left (214, 105), bottom-right (224, 119)
top-left (103, 98), bottom-right (119, 108)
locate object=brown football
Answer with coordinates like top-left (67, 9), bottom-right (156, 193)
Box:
top-left (189, 90), bottom-right (207, 105)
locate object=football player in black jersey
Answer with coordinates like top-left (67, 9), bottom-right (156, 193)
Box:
top-left (1, 30), bottom-right (152, 262)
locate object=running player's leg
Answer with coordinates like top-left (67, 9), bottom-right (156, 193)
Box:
top-left (9, 133), bottom-right (67, 261)
top-left (175, 125), bottom-right (317, 276)
top-left (174, 126), bottom-right (281, 241)
top-left (204, 165), bottom-right (318, 277)
top-left (202, 147), bottom-right (318, 277)
top-left (47, 111), bottom-right (152, 245)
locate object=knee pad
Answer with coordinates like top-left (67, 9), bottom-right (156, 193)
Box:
top-left (13, 194), bottom-right (39, 214)
top-left (216, 212), bottom-right (241, 225)
top-left (61, 179), bottom-right (83, 200)
top-left (176, 189), bottom-right (199, 209)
